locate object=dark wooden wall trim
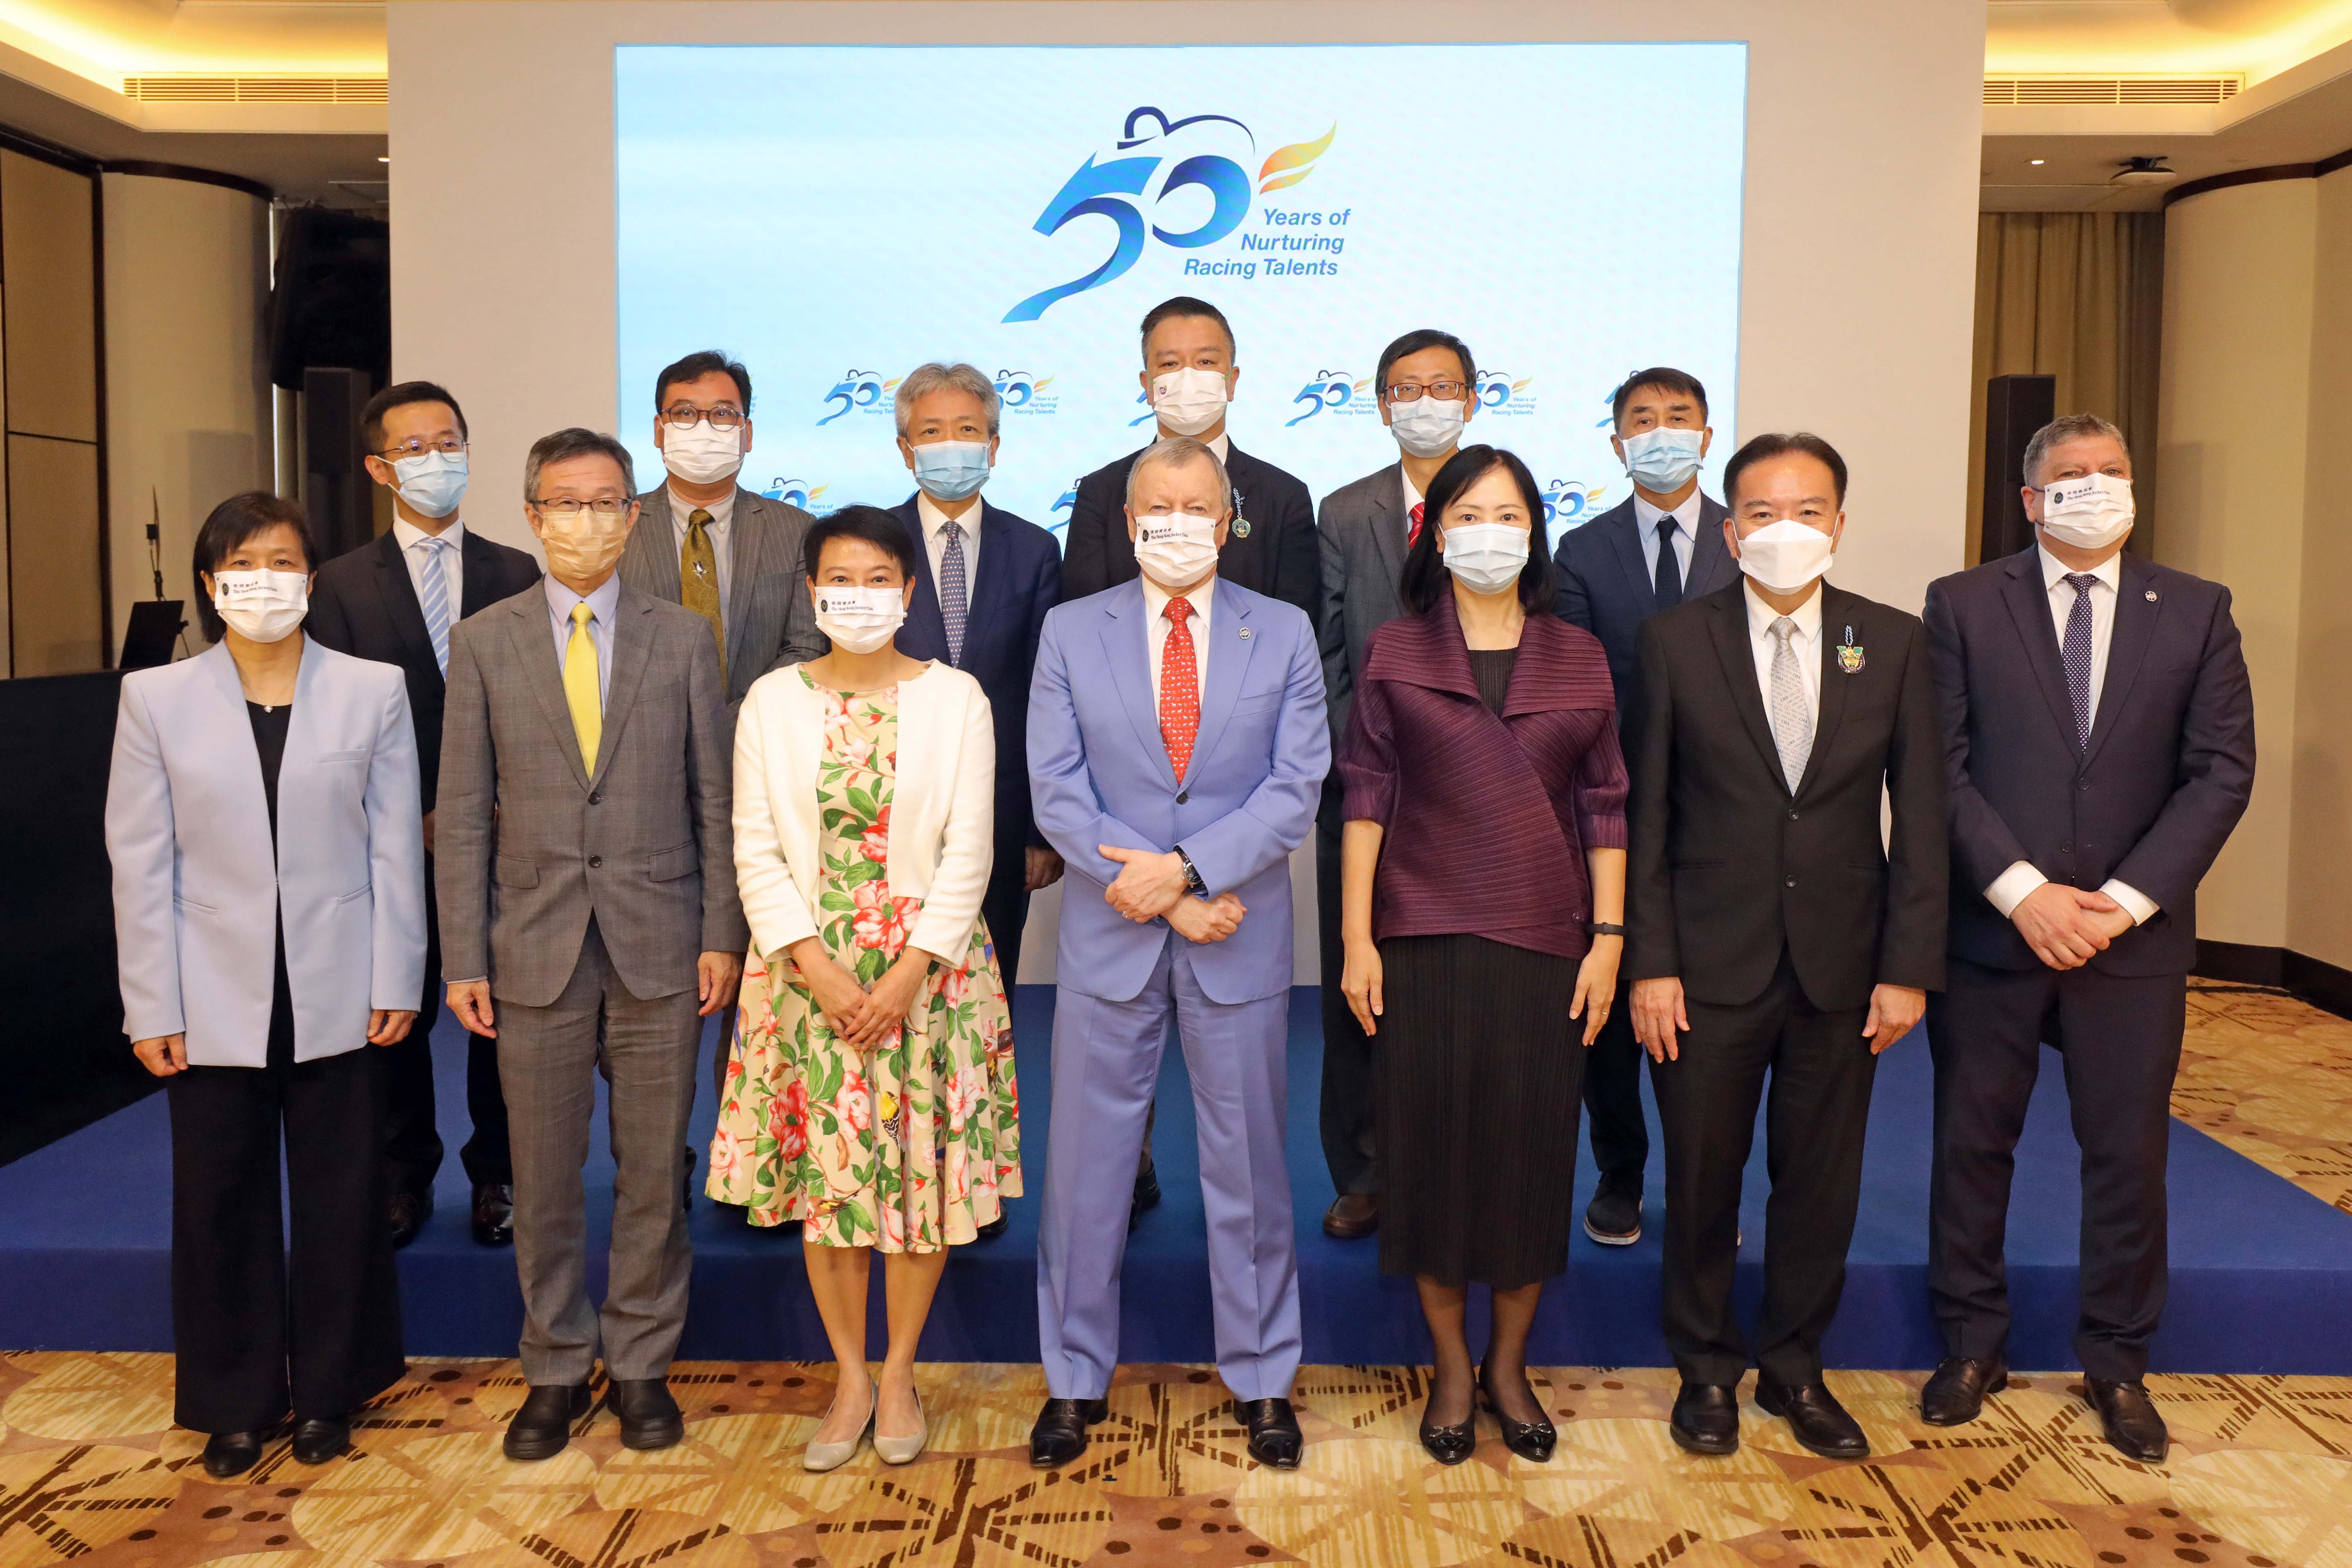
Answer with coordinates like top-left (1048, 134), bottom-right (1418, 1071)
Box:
top-left (2196, 939), bottom-right (2352, 1021)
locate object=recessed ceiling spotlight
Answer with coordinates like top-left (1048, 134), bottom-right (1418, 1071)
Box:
top-left (2030, 158), bottom-right (2045, 166)
top-left (377, 155), bottom-right (390, 163)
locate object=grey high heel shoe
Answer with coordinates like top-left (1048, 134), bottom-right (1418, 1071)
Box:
top-left (873, 1385), bottom-right (927, 1466)
top-left (803, 1378), bottom-right (876, 1472)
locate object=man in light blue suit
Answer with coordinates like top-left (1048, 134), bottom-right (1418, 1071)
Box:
top-left (1026, 436), bottom-right (1329, 1472)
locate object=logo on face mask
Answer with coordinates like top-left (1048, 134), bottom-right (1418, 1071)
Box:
top-left (1543, 480), bottom-right (1610, 528)
top-left (1476, 371), bottom-right (1537, 417)
top-left (1286, 370), bottom-right (1374, 426)
top-left (1004, 108), bottom-right (1339, 322)
top-left (760, 477), bottom-right (829, 511)
top-left (817, 370), bottom-right (899, 426)
top-left (993, 369), bottom-right (1059, 416)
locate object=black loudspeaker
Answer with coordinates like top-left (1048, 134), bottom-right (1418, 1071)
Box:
top-left (1981, 375), bottom-right (2055, 563)
top-left (302, 366), bottom-right (375, 561)
top-left (269, 206), bottom-right (390, 393)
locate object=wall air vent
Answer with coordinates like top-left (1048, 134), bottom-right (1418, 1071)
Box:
top-left (1984, 76), bottom-right (2242, 106)
top-left (121, 76), bottom-right (388, 105)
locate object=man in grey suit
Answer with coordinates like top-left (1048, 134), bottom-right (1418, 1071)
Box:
top-left (1553, 366), bottom-right (1737, 1248)
top-left (439, 428), bottom-right (745, 1463)
top-left (1313, 327), bottom-right (1479, 1240)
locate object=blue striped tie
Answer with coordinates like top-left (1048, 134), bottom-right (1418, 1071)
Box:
top-left (417, 535), bottom-right (453, 675)
top-left (939, 520), bottom-right (969, 667)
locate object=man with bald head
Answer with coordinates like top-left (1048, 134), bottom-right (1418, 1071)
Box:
top-left (1025, 436), bottom-right (1329, 1474)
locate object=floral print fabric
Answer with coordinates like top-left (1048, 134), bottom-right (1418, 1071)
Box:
top-left (706, 672), bottom-right (1020, 1251)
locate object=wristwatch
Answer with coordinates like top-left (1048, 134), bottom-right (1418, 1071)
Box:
top-left (1175, 847), bottom-right (1209, 897)
top-left (1587, 921), bottom-right (1627, 937)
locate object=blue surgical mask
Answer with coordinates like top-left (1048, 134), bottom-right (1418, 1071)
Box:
top-left (912, 440), bottom-right (991, 502)
top-left (391, 449), bottom-right (468, 519)
top-left (1619, 426), bottom-right (1704, 494)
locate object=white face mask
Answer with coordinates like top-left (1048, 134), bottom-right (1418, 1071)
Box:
top-left (212, 569), bottom-right (310, 643)
top-left (1441, 522), bottom-right (1530, 595)
top-left (1388, 396), bottom-right (1465, 460)
top-left (1149, 368), bottom-right (1229, 437)
top-left (812, 585), bottom-right (906, 655)
top-left (1620, 426), bottom-right (1705, 494)
top-left (389, 449), bottom-right (467, 518)
top-left (2038, 472), bottom-right (2135, 550)
top-left (1734, 519), bottom-right (1837, 594)
top-left (1131, 512), bottom-right (1222, 590)
top-left (662, 421), bottom-right (744, 485)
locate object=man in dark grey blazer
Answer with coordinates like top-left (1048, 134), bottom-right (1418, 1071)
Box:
top-left (1553, 367), bottom-right (1738, 1249)
top-left (1312, 326), bottom-right (1480, 1240)
top-left (1920, 413), bottom-right (2254, 1462)
top-left (439, 428), bottom-right (745, 1463)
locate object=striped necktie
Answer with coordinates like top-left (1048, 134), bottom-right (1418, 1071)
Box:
top-left (415, 534), bottom-right (453, 675)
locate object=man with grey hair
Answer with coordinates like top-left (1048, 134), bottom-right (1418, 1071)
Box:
top-left (888, 363), bottom-right (1064, 1053)
top-left (1921, 412), bottom-right (2254, 1460)
top-left (439, 427), bottom-right (746, 1463)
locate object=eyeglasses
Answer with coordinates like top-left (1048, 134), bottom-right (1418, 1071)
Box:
top-left (1383, 381), bottom-right (1469, 403)
top-left (661, 405), bottom-right (746, 431)
top-left (381, 436), bottom-right (466, 460)
top-left (531, 497), bottom-right (630, 518)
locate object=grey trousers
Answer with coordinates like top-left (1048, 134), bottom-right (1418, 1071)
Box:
top-left (499, 918), bottom-right (701, 1385)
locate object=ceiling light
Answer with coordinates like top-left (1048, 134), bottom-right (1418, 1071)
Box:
top-left (2030, 158), bottom-right (2045, 165)
top-left (377, 155), bottom-right (389, 163)
top-left (2110, 156), bottom-right (2177, 187)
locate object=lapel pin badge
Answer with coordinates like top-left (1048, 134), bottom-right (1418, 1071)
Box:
top-left (1238, 626), bottom-right (1253, 639)
top-left (2145, 590), bottom-right (2158, 601)
top-left (1835, 623), bottom-right (1865, 674)
top-left (1231, 517), bottom-right (1252, 538)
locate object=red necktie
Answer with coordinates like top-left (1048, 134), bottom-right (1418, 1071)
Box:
top-left (1159, 595), bottom-right (1200, 781)
top-left (1408, 502), bottom-right (1426, 549)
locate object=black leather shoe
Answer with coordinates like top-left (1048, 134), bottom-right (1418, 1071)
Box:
top-left (1670, 1383), bottom-right (1740, 1455)
top-left (290, 1417), bottom-right (350, 1465)
top-left (1756, 1381), bottom-right (1869, 1459)
top-left (1418, 1396), bottom-right (1477, 1465)
top-left (1029, 1397), bottom-right (1109, 1468)
top-left (975, 1211), bottom-right (1010, 1240)
top-left (610, 1378), bottom-right (684, 1450)
top-left (1237, 1397), bottom-right (1303, 1469)
top-left (1323, 1192), bottom-right (1379, 1239)
top-left (471, 1183), bottom-right (515, 1247)
top-left (1128, 1167), bottom-right (1160, 1232)
top-left (1478, 1364), bottom-right (1556, 1463)
top-left (504, 1383), bottom-right (592, 1461)
top-left (1921, 1357), bottom-right (2007, 1426)
top-left (388, 1189), bottom-right (430, 1249)
top-left (2083, 1377), bottom-right (2168, 1463)
top-left (201, 1430), bottom-right (265, 1478)
top-left (1583, 1183), bottom-right (1642, 1246)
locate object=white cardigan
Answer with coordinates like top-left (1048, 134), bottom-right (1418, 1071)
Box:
top-left (733, 661), bottom-right (996, 965)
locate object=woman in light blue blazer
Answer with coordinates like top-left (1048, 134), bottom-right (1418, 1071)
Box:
top-left (106, 493), bottom-right (426, 1478)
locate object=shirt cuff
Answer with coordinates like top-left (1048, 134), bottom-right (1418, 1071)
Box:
top-left (1984, 861), bottom-right (2047, 919)
top-left (2101, 879), bottom-right (2160, 926)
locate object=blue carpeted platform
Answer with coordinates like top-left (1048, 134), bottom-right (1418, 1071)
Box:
top-left (4, 986), bottom-right (2349, 1372)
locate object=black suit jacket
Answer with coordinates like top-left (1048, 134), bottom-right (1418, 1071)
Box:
top-left (1628, 581), bottom-right (1947, 1011)
top-left (1554, 494), bottom-right (1737, 716)
top-left (1058, 439), bottom-right (1320, 628)
top-left (1924, 547), bottom-right (2254, 977)
top-left (888, 494), bottom-right (1061, 852)
top-left (308, 526), bottom-right (542, 812)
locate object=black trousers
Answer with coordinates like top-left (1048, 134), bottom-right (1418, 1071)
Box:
top-left (169, 962), bottom-right (406, 1433)
top-left (1314, 781), bottom-right (1377, 1196)
top-left (982, 840), bottom-right (1034, 1001)
top-left (1581, 974), bottom-right (1648, 1194)
top-left (1928, 956), bottom-right (2186, 1382)
top-left (384, 855), bottom-right (511, 1196)
top-left (1653, 952), bottom-right (1876, 1388)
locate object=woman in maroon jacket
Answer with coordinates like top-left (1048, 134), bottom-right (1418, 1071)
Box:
top-left (1338, 445), bottom-right (1628, 1466)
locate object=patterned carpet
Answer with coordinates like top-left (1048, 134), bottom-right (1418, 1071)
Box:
top-left (3, 983), bottom-right (2348, 1568)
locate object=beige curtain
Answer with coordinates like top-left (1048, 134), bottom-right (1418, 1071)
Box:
top-left (1969, 212), bottom-right (2166, 561)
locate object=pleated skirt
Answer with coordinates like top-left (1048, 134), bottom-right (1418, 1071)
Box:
top-left (1374, 932), bottom-right (1587, 1290)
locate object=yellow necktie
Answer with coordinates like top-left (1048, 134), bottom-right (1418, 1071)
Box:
top-left (564, 601), bottom-right (601, 771)
top-left (682, 509), bottom-right (726, 672)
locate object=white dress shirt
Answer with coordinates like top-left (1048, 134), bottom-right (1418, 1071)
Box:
top-left (1635, 490), bottom-right (1701, 587)
top-left (1744, 580), bottom-right (1823, 754)
top-left (916, 492), bottom-right (982, 619)
top-left (1141, 571), bottom-right (1214, 694)
top-left (543, 572), bottom-right (619, 709)
top-left (391, 516), bottom-right (464, 606)
top-left (668, 483), bottom-right (736, 627)
top-left (1982, 544), bottom-right (2156, 925)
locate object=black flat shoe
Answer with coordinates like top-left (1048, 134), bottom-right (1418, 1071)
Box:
top-left (1583, 1183), bottom-right (1642, 1246)
top-left (1669, 1382), bottom-right (1740, 1456)
top-left (609, 1377), bottom-right (684, 1451)
top-left (1029, 1396), bottom-right (1109, 1468)
top-left (1128, 1167), bottom-right (1160, 1232)
top-left (504, 1383), bottom-right (593, 1462)
top-left (2083, 1377), bottom-right (2169, 1463)
top-left (472, 1183), bottom-right (515, 1247)
top-left (1756, 1380), bottom-right (1869, 1459)
top-left (1236, 1397), bottom-right (1302, 1469)
top-left (1478, 1363), bottom-right (1556, 1463)
top-left (290, 1417), bottom-right (349, 1465)
top-left (388, 1190), bottom-right (430, 1250)
top-left (201, 1430), bottom-right (265, 1478)
top-left (1920, 1356), bottom-right (2007, 1426)
top-left (1418, 1373), bottom-right (1477, 1465)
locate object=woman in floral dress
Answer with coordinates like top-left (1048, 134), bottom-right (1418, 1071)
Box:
top-left (711, 507), bottom-right (1018, 1470)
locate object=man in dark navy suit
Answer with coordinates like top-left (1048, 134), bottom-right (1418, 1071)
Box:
top-left (309, 379), bottom-right (543, 1250)
top-left (1552, 368), bottom-right (1738, 1249)
top-left (887, 361), bottom-right (1064, 1116)
top-left (1920, 413), bottom-right (2255, 1462)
